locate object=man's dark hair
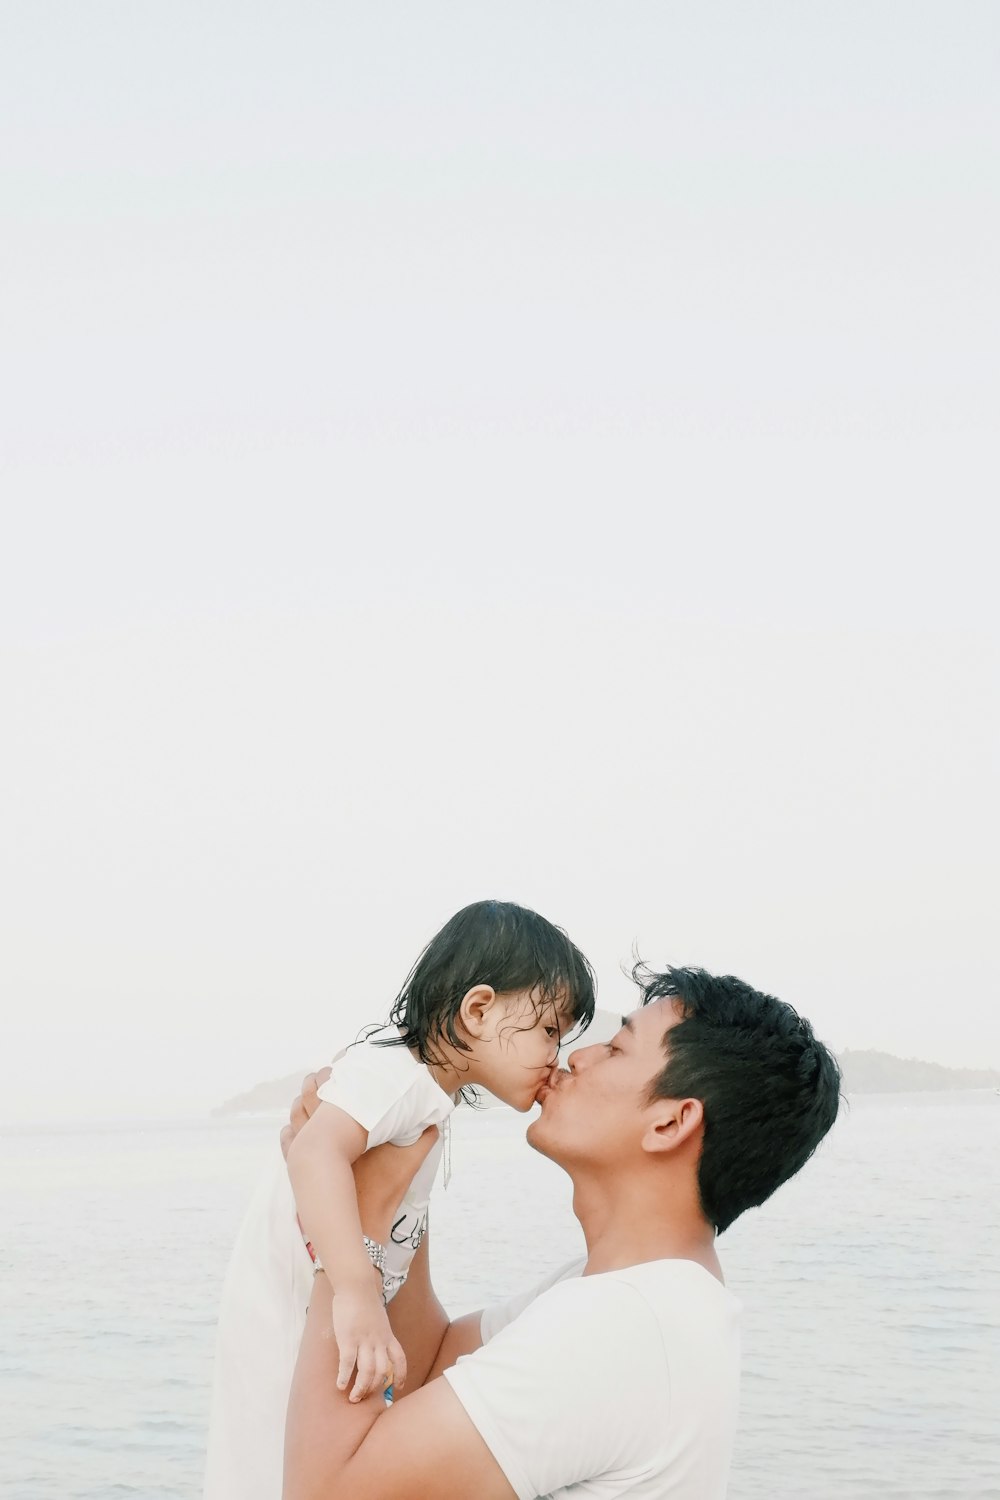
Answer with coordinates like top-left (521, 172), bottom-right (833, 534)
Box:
top-left (635, 964), bottom-right (842, 1234)
top-left (384, 900), bottom-right (596, 1068)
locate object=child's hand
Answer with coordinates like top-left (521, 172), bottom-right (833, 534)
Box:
top-left (331, 1284), bottom-right (407, 1403)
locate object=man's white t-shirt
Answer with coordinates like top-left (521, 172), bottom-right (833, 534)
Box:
top-left (444, 1257), bottom-right (741, 1500)
top-left (203, 1031), bottom-right (456, 1500)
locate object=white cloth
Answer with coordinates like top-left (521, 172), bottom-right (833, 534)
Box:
top-left (203, 1031), bottom-right (456, 1500)
top-left (444, 1257), bottom-right (741, 1500)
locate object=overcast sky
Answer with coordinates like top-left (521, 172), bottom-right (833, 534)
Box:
top-left (2, 3), bottom-right (997, 1122)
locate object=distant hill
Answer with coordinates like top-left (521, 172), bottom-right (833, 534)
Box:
top-left (214, 1023), bottom-right (1000, 1116)
top-left (836, 1048), bottom-right (1000, 1094)
top-left (215, 1069), bottom-right (310, 1116)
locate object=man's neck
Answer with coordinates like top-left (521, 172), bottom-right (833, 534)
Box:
top-left (571, 1167), bottom-right (723, 1283)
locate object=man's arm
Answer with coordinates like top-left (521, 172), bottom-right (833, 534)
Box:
top-left (381, 1226), bottom-right (484, 1391)
top-left (379, 1228), bottom-right (447, 1391)
top-left (283, 1272), bottom-right (515, 1500)
top-left (425, 1302), bottom-right (485, 1380)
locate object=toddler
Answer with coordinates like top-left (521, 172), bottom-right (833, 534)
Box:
top-left (203, 898), bottom-right (595, 1500)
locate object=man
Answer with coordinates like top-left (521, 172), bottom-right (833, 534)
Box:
top-left (281, 965), bottom-right (841, 1500)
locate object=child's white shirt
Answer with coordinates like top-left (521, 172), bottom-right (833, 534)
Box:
top-left (203, 1029), bottom-right (456, 1500)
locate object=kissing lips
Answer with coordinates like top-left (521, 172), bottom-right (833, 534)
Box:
top-left (535, 1069), bottom-right (568, 1106)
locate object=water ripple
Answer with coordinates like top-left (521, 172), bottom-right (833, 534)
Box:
top-left (2, 1098), bottom-right (999, 1499)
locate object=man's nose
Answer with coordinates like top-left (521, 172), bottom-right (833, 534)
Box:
top-left (568, 1044), bottom-right (601, 1073)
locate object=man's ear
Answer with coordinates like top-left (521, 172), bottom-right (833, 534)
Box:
top-left (457, 984), bottom-right (498, 1039)
top-left (641, 1096), bottom-right (704, 1156)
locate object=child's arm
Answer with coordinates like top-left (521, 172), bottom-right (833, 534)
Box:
top-left (286, 1101), bottom-right (407, 1402)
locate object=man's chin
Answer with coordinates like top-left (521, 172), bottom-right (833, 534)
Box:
top-left (524, 1112), bottom-right (556, 1159)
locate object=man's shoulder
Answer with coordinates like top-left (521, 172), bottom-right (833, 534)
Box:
top-left (446, 1259), bottom-right (740, 1500)
top-left (521, 1265), bottom-right (668, 1338)
top-left (479, 1257), bottom-right (586, 1344)
top-left (482, 1255), bottom-right (740, 1356)
top-left (596, 1261), bottom-right (741, 1339)
top-left (530, 1257), bottom-right (737, 1308)
top-left (519, 1259), bottom-right (741, 1369)
top-left (602, 1258), bottom-right (739, 1304)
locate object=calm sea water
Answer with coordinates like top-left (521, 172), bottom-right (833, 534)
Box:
top-left (2, 1093), bottom-right (998, 1499)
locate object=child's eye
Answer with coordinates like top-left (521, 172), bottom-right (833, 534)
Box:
top-left (545, 1026), bottom-right (560, 1039)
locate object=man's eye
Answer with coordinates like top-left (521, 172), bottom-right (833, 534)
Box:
top-left (606, 1043), bottom-right (620, 1054)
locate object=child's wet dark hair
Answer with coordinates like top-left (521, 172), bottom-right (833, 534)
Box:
top-left (381, 900), bottom-right (596, 1068)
